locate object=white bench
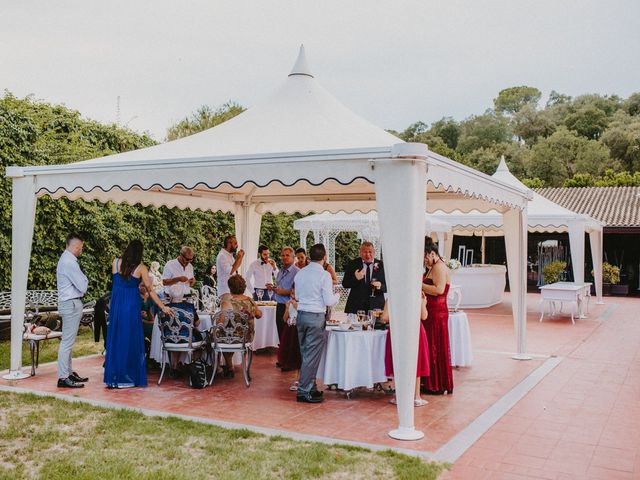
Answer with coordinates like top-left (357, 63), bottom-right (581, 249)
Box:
top-left (0, 291), bottom-right (95, 375)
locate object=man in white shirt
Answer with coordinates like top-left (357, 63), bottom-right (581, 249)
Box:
top-left (293, 243), bottom-right (340, 403)
top-left (162, 246), bottom-right (196, 301)
top-left (216, 235), bottom-right (244, 296)
top-left (56, 234), bottom-right (89, 389)
top-left (245, 245), bottom-right (278, 299)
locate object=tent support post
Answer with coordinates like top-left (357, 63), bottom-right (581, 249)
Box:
top-left (444, 232), bottom-right (454, 261)
top-left (568, 223), bottom-right (586, 285)
top-left (503, 208), bottom-right (530, 361)
top-left (589, 229), bottom-right (604, 304)
top-left (234, 204), bottom-right (263, 276)
top-left (375, 157), bottom-right (426, 441)
top-left (4, 176), bottom-right (37, 380)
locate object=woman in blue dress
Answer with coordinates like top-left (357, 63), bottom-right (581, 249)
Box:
top-left (104, 240), bottom-right (173, 388)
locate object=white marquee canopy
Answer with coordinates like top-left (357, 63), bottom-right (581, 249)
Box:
top-left (430, 158), bottom-right (604, 302)
top-left (6, 46), bottom-right (531, 440)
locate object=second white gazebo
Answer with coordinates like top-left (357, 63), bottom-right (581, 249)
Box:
top-left (293, 211), bottom-right (452, 266)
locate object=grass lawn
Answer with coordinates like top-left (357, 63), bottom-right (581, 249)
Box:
top-left (0, 392), bottom-right (447, 479)
top-left (0, 327), bottom-right (102, 372)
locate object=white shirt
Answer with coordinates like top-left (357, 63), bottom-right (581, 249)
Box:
top-left (216, 248), bottom-right (235, 296)
top-left (246, 259), bottom-right (278, 291)
top-left (162, 258), bottom-right (194, 295)
top-left (294, 262), bottom-right (340, 314)
top-left (56, 250), bottom-right (89, 302)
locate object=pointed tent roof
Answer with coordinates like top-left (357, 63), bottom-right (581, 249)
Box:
top-left (431, 157), bottom-right (603, 234)
top-left (6, 47), bottom-right (531, 216)
top-left (75, 45), bottom-right (400, 166)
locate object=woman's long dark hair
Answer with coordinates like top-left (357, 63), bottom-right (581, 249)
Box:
top-left (120, 240), bottom-right (144, 279)
top-left (424, 236), bottom-right (443, 260)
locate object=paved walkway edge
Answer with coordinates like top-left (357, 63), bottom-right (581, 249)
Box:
top-left (434, 355), bottom-right (563, 463)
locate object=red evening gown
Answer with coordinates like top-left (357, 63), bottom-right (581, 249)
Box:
top-left (385, 321), bottom-right (430, 378)
top-left (422, 278), bottom-right (454, 394)
top-left (277, 323), bottom-right (301, 371)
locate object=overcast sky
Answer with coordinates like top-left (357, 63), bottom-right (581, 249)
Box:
top-left (2, 0), bottom-right (639, 140)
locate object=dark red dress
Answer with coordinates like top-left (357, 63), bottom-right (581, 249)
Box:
top-left (422, 278), bottom-right (454, 394)
top-left (277, 322), bottom-right (301, 371)
top-left (384, 322), bottom-right (430, 378)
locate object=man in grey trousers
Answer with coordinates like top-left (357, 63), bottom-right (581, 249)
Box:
top-left (56, 233), bottom-right (89, 388)
top-left (291, 243), bottom-right (339, 403)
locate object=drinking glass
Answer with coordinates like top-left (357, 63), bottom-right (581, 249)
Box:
top-left (267, 289), bottom-right (273, 301)
top-left (370, 278), bottom-right (378, 297)
top-left (256, 289), bottom-right (264, 301)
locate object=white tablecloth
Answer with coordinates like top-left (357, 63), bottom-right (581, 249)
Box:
top-left (252, 305), bottom-right (279, 350)
top-left (317, 329), bottom-right (388, 390)
top-left (448, 311), bottom-right (473, 366)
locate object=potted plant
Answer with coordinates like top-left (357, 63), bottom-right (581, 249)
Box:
top-left (542, 261), bottom-right (567, 285)
top-left (601, 262), bottom-right (621, 296)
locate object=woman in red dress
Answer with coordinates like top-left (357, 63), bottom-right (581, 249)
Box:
top-left (421, 240), bottom-right (454, 394)
top-left (383, 293), bottom-right (430, 407)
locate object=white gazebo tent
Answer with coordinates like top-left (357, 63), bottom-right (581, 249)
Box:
top-left (431, 158), bottom-right (604, 303)
top-left (5, 47), bottom-right (531, 440)
top-left (293, 211), bottom-right (452, 266)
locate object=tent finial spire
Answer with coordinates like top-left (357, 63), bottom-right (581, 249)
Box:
top-left (497, 155), bottom-right (509, 173)
top-left (289, 44), bottom-right (314, 78)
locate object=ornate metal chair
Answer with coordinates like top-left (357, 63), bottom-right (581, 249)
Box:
top-left (157, 303), bottom-right (206, 385)
top-left (209, 310), bottom-right (252, 387)
top-left (200, 285), bottom-right (220, 313)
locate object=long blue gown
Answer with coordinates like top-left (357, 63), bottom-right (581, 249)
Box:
top-left (104, 271), bottom-right (147, 388)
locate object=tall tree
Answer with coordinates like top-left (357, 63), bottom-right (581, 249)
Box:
top-left (494, 86), bottom-right (542, 114)
top-left (166, 102), bottom-right (245, 141)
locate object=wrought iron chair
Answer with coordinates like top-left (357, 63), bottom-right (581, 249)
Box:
top-left (157, 303), bottom-right (206, 385)
top-left (200, 285), bottom-right (220, 313)
top-left (209, 310), bottom-right (252, 387)
top-left (22, 302), bottom-right (63, 376)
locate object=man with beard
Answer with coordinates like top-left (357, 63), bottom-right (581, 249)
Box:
top-left (215, 235), bottom-right (245, 296)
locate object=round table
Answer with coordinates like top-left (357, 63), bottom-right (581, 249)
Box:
top-left (317, 328), bottom-right (388, 391)
top-left (448, 311), bottom-right (473, 367)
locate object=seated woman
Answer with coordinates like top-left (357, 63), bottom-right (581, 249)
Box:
top-left (218, 274), bottom-right (262, 378)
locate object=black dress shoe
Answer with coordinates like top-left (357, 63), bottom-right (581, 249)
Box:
top-left (310, 389), bottom-right (323, 398)
top-left (57, 378), bottom-right (84, 389)
top-left (297, 393), bottom-right (323, 403)
top-left (69, 372), bottom-right (88, 383)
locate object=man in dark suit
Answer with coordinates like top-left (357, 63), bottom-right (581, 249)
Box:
top-left (342, 241), bottom-right (386, 314)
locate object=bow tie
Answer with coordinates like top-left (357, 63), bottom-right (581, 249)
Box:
top-left (261, 261), bottom-right (267, 265)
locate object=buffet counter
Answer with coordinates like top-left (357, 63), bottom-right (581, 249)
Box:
top-left (450, 264), bottom-right (506, 308)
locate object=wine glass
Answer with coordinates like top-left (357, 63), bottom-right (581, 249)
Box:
top-left (256, 289), bottom-right (264, 302)
top-left (370, 278), bottom-right (378, 297)
top-left (266, 289), bottom-right (273, 301)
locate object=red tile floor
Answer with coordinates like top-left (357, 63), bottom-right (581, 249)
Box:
top-left (3, 293), bottom-right (639, 479)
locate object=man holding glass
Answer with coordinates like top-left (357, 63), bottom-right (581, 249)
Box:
top-left (246, 245), bottom-right (278, 300)
top-left (162, 246), bottom-right (196, 300)
top-left (342, 241), bottom-right (386, 314)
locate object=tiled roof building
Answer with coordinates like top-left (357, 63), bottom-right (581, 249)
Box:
top-left (536, 187), bottom-right (640, 231)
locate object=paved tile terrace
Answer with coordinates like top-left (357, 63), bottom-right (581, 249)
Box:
top-left (2, 293), bottom-right (639, 479)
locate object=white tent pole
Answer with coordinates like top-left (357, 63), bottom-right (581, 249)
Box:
top-left (503, 208), bottom-right (530, 360)
top-left (589, 229), bottom-right (604, 304)
top-left (234, 204), bottom-right (263, 276)
top-left (481, 232), bottom-right (486, 265)
top-left (374, 154), bottom-right (426, 441)
top-left (4, 176), bottom-right (37, 380)
top-left (568, 222), bottom-right (585, 286)
top-left (444, 232), bottom-right (454, 260)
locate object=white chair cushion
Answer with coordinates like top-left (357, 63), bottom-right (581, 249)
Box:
top-left (163, 340), bottom-right (205, 350)
top-left (214, 342), bottom-right (252, 350)
top-left (23, 331), bottom-right (63, 341)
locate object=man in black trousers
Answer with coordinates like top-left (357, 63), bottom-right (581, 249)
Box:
top-left (342, 241), bottom-right (386, 314)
